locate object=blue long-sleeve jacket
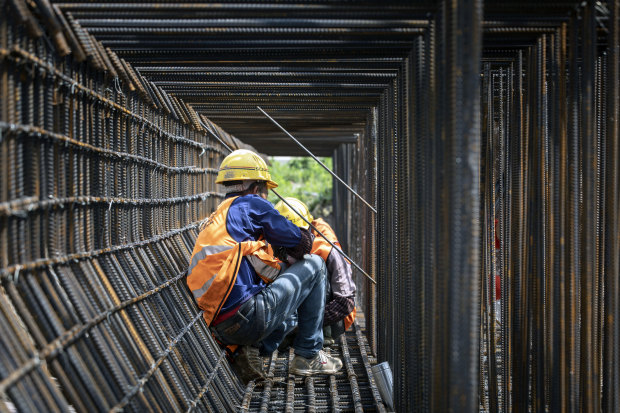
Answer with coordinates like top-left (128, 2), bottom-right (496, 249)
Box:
top-left (219, 194), bottom-right (301, 313)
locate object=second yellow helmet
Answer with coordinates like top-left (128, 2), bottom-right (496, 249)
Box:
top-left (274, 197), bottom-right (314, 229)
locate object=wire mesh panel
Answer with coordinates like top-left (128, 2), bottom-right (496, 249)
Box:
top-left (480, 1), bottom-right (620, 411)
top-left (369, 1), bottom-right (483, 411)
top-left (0, 2), bottom-right (249, 411)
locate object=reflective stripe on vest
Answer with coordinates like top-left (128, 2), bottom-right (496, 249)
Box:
top-left (247, 253), bottom-right (281, 281)
top-left (187, 197), bottom-right (278, 325)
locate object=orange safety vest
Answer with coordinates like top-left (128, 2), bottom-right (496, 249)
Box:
top-left (311, 218), bottom-right (341, 247)
top-left (310, 218), bottom-right (356, 330)
top-left (187, 197), bottom-right (283, 326)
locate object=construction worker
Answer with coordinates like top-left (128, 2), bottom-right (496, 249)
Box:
top-left (275, 197), bottom-right (356, 345)
top-left (187, 149), bottom-right (343, 383)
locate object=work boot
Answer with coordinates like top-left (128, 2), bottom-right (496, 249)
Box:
top-left (233, 346), bottom-right (265, 383)
top-left (289, 350), bottom-right (343, 376)
top-left (278, 329), bottom-right (297, 353)
top-left (322, 325), bottom-right (335, 347)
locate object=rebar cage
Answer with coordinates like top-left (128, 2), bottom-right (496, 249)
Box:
top-left (1, 0), bottom-right (620, 412)
top-left (0, 4), bottom-right (250, 411)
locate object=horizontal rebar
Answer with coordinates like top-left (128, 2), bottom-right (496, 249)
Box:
top-left (0, 46), bottom-right (217, 153)
top-left (0, 192), bottom-right (221, 218)
top-left (0, 222), bottom-right (202, 279)
top-left (0, 121), bottom-right (217, 173)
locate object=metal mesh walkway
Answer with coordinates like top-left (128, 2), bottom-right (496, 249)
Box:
top-left (240, 314), bottom-right (386, 413)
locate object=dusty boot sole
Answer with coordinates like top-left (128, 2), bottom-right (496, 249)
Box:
top-left (234, 347), bottom-right (266, 383)
top-left (233, 364), bottom-right (265, 383)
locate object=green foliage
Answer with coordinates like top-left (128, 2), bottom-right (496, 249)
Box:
top-left (268, 157), bottom-right (333, 218)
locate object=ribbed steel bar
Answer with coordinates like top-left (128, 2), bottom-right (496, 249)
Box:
top-left (328, 374), bottom-right (340, 412)
top-left (2, 1), bottom-right (620, 412)
top-left (258, 351), bottom-right (278, 413)
top-left (603, 2), bottom-right (620, 412)
top-left (553, 22), bottom-right (569, 413)
top-left (257, 106), bottom-right (377, 214)
top-left (339, 328), bottom-right (363, 413)
top-left (305, 376), bottom-right (316, 413)
top-left (580, 3), bottom-right (600, 411)
top-left (283, 349), bottom-right (295, 413)
top-left (240, 381), bottom-right (257, 412)
top-left (353, 325), bottom-right (385, 412)
top-left (429, 2), bottom-right (482, 412)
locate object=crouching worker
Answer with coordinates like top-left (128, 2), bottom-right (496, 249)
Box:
top-left (275, 198), bottom-right (356, 346)
top-left (187, 150), bottom-right (343, 382)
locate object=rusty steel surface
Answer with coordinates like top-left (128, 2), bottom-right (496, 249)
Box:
top-left (1, 0), bottom-right (620, 412)
top-left (0, 1), bottom-right (388, 411)
top-left (479, 2), bottom-right (619, 412)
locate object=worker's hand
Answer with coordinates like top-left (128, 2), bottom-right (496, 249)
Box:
top-left (286, 228), bottom-right (314, 260)
top-left (274, 246), bottom-right (288, 262)
top-left (286, 256), bottom-right (297, 265)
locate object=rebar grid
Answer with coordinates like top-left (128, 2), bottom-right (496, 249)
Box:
top-left (0, 1), bottom-right (389, 412)
top-left (0, 3), bottom-right (248, 411)
top-left (479, 2), bottom-right (620, 412)
top-left (1, 0), bottom-right (620, 412)
top-left (240, 320), bottom-right (384, 413)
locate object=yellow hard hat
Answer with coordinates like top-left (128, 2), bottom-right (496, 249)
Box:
top-left (274, 197), bottom-right (314, 229)
top-left (215, 149), bottom-right (278, 189)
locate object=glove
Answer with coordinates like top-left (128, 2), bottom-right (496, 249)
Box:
top-left (274, 246), bottom-right (288, 262)
top-left (273, 228), bottom-right (314, 262)
top-left (286, 228), bottom-right (314, 260)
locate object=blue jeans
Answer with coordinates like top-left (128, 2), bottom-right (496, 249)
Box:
top-left (211, 254), bottom-right (326, 359)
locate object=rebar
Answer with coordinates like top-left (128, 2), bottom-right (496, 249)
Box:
top-left (257, 106), bottom-right (377, 214)
top-left (2, 1), bottom-right (620, 412)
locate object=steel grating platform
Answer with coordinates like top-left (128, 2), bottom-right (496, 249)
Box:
top-left (239, 313), bottom-right (387, 412)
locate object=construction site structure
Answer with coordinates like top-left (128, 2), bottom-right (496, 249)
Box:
top-left (0, 1), bottom-right (619, 412)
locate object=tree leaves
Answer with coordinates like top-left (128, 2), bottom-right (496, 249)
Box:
top-left (268, 157), bottom-right (333, 219)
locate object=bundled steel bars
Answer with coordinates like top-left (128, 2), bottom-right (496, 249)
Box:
top-left (479, 2), bottom-right (620, 412)
top-left (0, 1), bottom-right (249, 411)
